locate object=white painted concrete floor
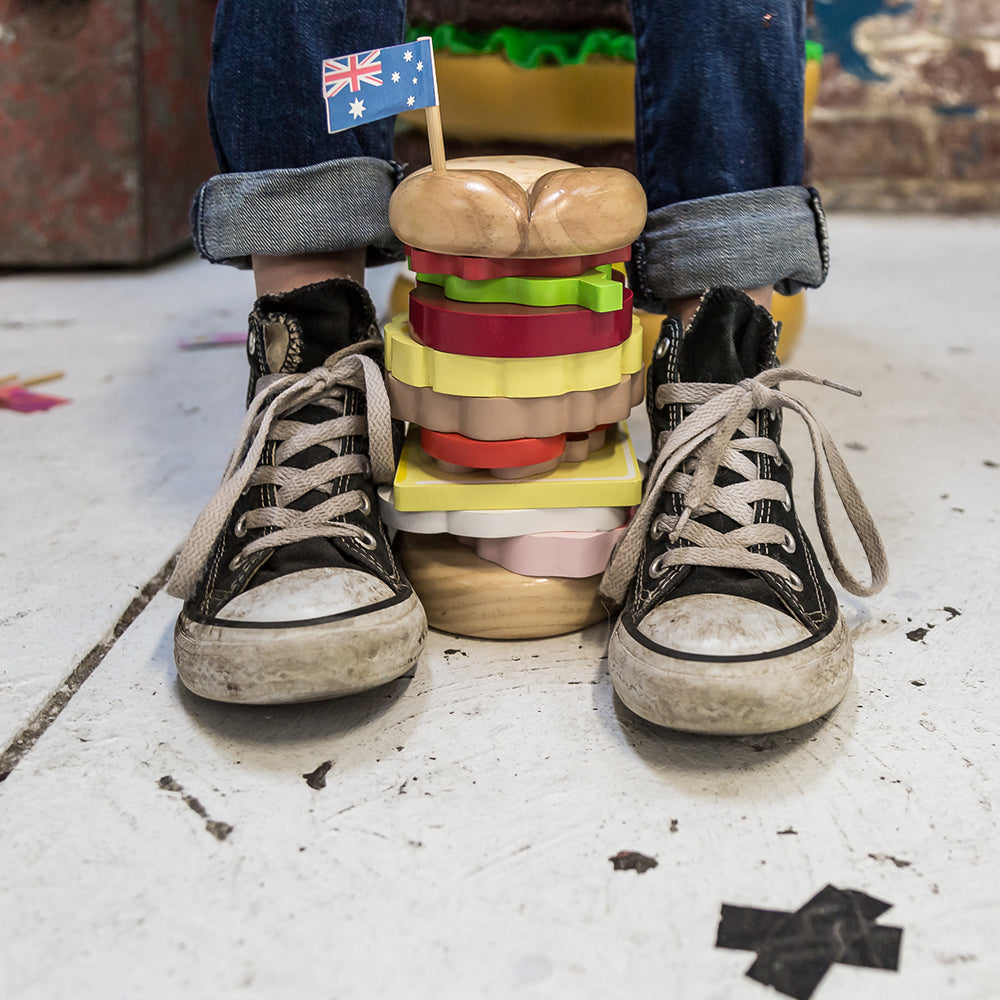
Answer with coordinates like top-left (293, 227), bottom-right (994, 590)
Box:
top-left (1, 214), bottom-right (997, 1000)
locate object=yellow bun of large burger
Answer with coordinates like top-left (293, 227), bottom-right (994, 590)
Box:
top-left (401, 52), bottom-right (634, 144)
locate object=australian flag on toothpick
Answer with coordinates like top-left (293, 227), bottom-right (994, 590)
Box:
top-left (323, 36), bottom-right (438, 134)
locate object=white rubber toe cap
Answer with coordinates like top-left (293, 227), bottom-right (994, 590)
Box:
top-left (218, 567), bottom-right (394, 623)
top-left (637, 593), bottom-right (810, 657)
top-left (609, 593), bottom-right (851, 734)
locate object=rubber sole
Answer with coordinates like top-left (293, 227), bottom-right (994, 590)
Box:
top-left (607, 614), bottom-right (852, 735)
top-left (174, 593), bottom-right (427, 705)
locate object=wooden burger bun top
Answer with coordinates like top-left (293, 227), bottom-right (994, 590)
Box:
top-left (389, 155), bottom-right (646, 259)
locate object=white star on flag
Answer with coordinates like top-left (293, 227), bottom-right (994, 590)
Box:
top-left (403, 49), bottom-right (413, 61)
top-left (416, 61), bottom-right (423, 71)
top-left (349, 98), bottom-right (365, 119)
top-left (391, 71), bottom-right (400, 83)
top-left (412, 77), bottom-right (418, 84)
top-left (407, 95), bottom-right (415, 107)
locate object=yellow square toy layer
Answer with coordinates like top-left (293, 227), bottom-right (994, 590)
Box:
top-left (393, 422), bottom-right (642, 512)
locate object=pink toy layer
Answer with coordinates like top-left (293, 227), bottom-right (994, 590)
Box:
top-left (408, 282), bottom-right (632, 358)
top-left (456, 526), bottom-right (627, 579)
top-left (406, 245), bottom-right (630, 280)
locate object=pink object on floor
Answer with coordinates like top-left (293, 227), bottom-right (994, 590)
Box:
top-left (0, 386), bottom-right (70, 412)
top-left (456, 525), bottom-right (627, 579)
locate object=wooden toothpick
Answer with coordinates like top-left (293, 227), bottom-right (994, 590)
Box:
top-left (420, 35), bottom-right (447, 173)
top-left (425, 104), bottom-right (447, 173)
top-left (17, 371), bottom-right (65, 388)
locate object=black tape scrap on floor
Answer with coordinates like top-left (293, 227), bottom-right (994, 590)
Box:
top-left (716, 884), bottom-right (903, 999)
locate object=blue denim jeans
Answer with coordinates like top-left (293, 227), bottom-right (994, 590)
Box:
top-left (194, 0), bottom-right (407, 269)
top-left (193, 0), bottom-right (828, 304)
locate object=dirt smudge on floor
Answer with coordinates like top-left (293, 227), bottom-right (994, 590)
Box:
top-left (609, 850), bottom-right (658, 873)
top-left (868, 852), bottom-right (912, 868)
top-left (158, 775), bottom-right (235, 842)
top-left (303, 760), bottom-right (333, 790)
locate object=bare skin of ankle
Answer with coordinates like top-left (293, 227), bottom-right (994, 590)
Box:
top-left (668, 285), bottom-right (774, 328)
top-left (251, 249), bottom-right (367, 298)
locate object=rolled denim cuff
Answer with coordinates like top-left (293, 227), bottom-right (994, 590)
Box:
top-left (191, 157), bottom-right (406, 270)
top-left (628, 185), bottom-right (830, 312)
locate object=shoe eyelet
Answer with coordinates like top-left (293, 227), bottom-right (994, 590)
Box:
top-left (234, 513), bottom-right (249, 538)
top-left (649, 554), bottom-right (668, 579)
top-left (357, 530), bottom-right (378, 551)
top-left (773, 452), bottom-right (784, 468)
top-left (787, 572), bottom-right (804, 592)
top-left (228, 553), bottom-right (244, 572)
top-left (780, 492), bottom-right (792, 513)
top-left (650, 521), bottom-right (665, 541)
top-left (358, 493), bottom-right (372, 516)
top-left (653, 338), bottom-right (670, 360)
top-left (781, 530), bottom-right (797, 554)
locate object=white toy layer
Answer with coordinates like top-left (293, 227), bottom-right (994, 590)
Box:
top-left (378, 485), bottom-right (628, 538)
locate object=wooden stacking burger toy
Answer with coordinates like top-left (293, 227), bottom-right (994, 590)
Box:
top-left (384, 155), bottom-right (648, 638)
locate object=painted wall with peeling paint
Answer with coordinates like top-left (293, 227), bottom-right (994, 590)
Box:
top-left (810, 0), bottom-right (1000, 210)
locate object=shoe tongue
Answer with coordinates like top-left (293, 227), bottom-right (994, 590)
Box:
top-left (677, 288), bottom-right (777, 384)
top-left (250, 278), bottom-right (378, 377)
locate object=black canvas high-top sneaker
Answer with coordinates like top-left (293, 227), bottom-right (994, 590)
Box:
top-left (167, 279), bottom-right (426, 704)
top-left (601, 288), bottom-right (887, 734)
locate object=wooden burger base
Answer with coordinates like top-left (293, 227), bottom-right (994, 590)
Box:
top-left (396, 533), bottom-right (609, 640)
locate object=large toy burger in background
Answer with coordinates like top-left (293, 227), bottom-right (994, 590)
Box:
top-left (382, 155), bottom-right (648, 639)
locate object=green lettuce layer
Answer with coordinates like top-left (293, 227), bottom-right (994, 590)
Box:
top-left (406, 23), bottom-right (636, 69)
top-left (406, 23), bottom-right (822, 69)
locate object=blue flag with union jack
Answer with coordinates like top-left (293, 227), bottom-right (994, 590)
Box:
top-left (323, 37), bottom-right (438, 134)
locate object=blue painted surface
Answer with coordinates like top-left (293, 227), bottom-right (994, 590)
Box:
top-left (814, 0), bottom-right (913, 80)
top-left (933, 104), bottom-right (980, 116)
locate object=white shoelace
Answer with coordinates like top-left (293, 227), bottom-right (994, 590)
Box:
top-left (167, 342), bottom-right (395, 602)
top-left (600, 368), bottom-right (889, 605)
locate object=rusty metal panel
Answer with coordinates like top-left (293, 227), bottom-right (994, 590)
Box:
top-left (0, 0), bottom-right (217, 267)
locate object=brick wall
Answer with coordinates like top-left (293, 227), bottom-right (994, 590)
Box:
top-left (811, 0), bottom-right (1000, 211)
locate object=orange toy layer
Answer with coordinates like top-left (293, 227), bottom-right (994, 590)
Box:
top-left (421, 425), bottom-right (612, 479)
